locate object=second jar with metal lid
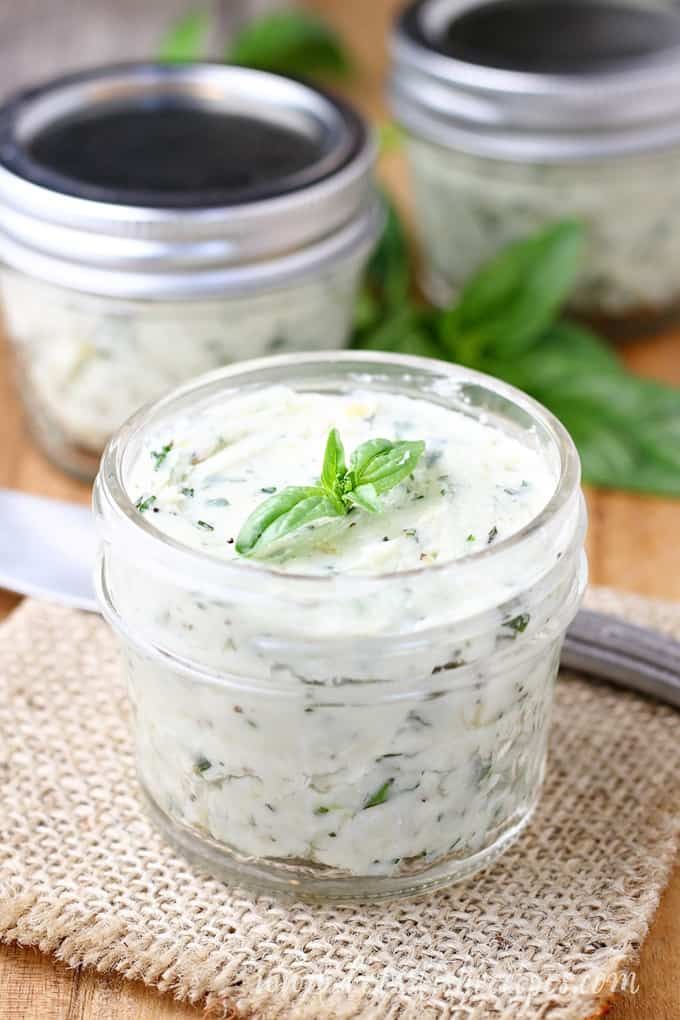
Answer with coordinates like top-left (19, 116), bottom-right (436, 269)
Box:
top-left (391, 0), bottom-right (680, 335)
top-left (0, 62), bottom-right (381, 477)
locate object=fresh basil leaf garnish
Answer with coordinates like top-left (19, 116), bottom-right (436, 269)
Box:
top-left (235, 486), bottom-right (341, 556)
top-left (345, 483), bottom-right (381, 514)
top-left (320, 427), bottom-right (347, 504)
top-left (236, 429), bottom-right (426, 557)
top-left (349, 438), bottom-right (426, 495)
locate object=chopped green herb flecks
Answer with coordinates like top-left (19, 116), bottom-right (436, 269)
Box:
top-left (506, 613), bottom-right (531, 634)
top-left (197, 520), bottom-right (215, 531)
top-left (363, 778), bottom-right (394, 809)
top-left (181, 487), bottom-right (195, 498)
top-left (151, 441), bottom-right (173, 470)
top-left (432, 659), bottom-right (465, 675)
top-left (487, 526), bottom-right (498, 544)
top-left (194, 756), bottom-right (212, 774)
top-left (135, 495), bottom-right (156, 513)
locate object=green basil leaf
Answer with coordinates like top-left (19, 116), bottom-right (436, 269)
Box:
top-left (362, 192), bottom-right (410, 314)
top-left (350, 439), bottom-right (426, 495)
top-left (547, 398), bottom-right (680, 495)
top-left (482, 320), bottom-right (622, 392)
top-left (348, 438), bottom-right (393, 478)
top-left (227, 10), bottom-right (350, 77)
top-left (235, 486), bottom-right (340, 556)
top-left (320, 427), bottom-right (346, 495)
top-left (440, 220), bottom-right (585, 362)
top-left (522, 361), bottom-right (680, 494)
top-left (354, 305), bottom-right (443, 360)
top-left (346, 483), bottom-right (381, 513)
top-left (159, 11), bottom-right (209, 62)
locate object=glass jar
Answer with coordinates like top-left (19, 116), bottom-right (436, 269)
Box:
top-left (0, 63), bottom-right (380, 478)
top-left (93, 351), bottom-right (587, 902)
top-left (390, 0), bottom-right (680, 334)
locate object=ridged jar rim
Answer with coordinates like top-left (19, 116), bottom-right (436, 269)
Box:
top-left (0, 196), bottom-right (383, 300)
top-left (94, 350), bottom-right (583, 599)
top-left (390, 0), bottom-right (680, 161)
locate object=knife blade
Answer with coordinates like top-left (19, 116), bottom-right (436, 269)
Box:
top-left (0, 488), bottom-right (98, 612)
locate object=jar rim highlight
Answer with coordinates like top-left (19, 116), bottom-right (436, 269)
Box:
top-left (94, 349), bottom-right (582, 598)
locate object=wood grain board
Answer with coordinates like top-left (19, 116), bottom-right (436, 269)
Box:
top-left (0, 1), bottom-right (679, 1017)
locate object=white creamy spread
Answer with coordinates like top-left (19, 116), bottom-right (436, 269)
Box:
top-left (408, 137), bottom-right (680, 316)
top-left (129, 385), bottom-right (554, 573)
top-left (1, 265), bottom-right (359, 456)
top-left (102, 381), bottom-right (582, 883)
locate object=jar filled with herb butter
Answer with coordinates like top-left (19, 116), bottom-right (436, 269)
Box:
top-left (390, 0), bottom-right (680, 336)
top-left (93, 350), bottom-right (587, 901)
top-left (0, 63), bottom-right (380, 478)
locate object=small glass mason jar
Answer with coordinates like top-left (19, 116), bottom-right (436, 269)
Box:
top-left (93, 351), bottom-right (587, 902)
top-left (390, 0), bottom-right (680, 335)
top-left (0, 63), bottom-right (381, 478)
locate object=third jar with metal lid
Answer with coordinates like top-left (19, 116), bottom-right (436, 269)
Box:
top-left (0, 62), bottom-right (380, 477)
top-left (390, 0), bottom-right (680, 336)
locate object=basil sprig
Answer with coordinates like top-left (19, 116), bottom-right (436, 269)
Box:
top-left (236, 429), bottom-right (425, 556)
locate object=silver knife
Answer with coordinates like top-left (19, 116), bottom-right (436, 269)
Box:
top-left (0, 488), bottom-right (98, 612)
top-left (0, 488), bottom-right (678, 708)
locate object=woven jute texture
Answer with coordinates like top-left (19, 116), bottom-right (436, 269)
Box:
top-left (0, 588), bottom-right (679, 1019)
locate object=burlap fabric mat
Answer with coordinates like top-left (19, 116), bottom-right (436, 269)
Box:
top-left (0, 587), bottom-right (679, 1019)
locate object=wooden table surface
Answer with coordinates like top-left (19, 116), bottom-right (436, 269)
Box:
top-left (1, 1), bottom-right (679, 1017)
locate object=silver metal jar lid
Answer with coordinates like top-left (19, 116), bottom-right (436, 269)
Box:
top-left (0, 62), bottom-right (380, 298)
top-left (391, 0), bottom-right (680, 162)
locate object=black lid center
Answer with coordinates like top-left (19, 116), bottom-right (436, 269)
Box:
top-left (425, 0), bottom-right (680, 73)
top-left (18, 102), bottom-right (325, 207)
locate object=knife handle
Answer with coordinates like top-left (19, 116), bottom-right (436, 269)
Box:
top-left (562, 608), bottom-right (680, 709)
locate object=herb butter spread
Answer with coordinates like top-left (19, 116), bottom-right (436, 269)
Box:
top-left (129, 385), bottom-right (555, 574)
top-left (98, 371), bottom-right (585, 890)
top-left (2, 268), bottom-right (359, 459)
